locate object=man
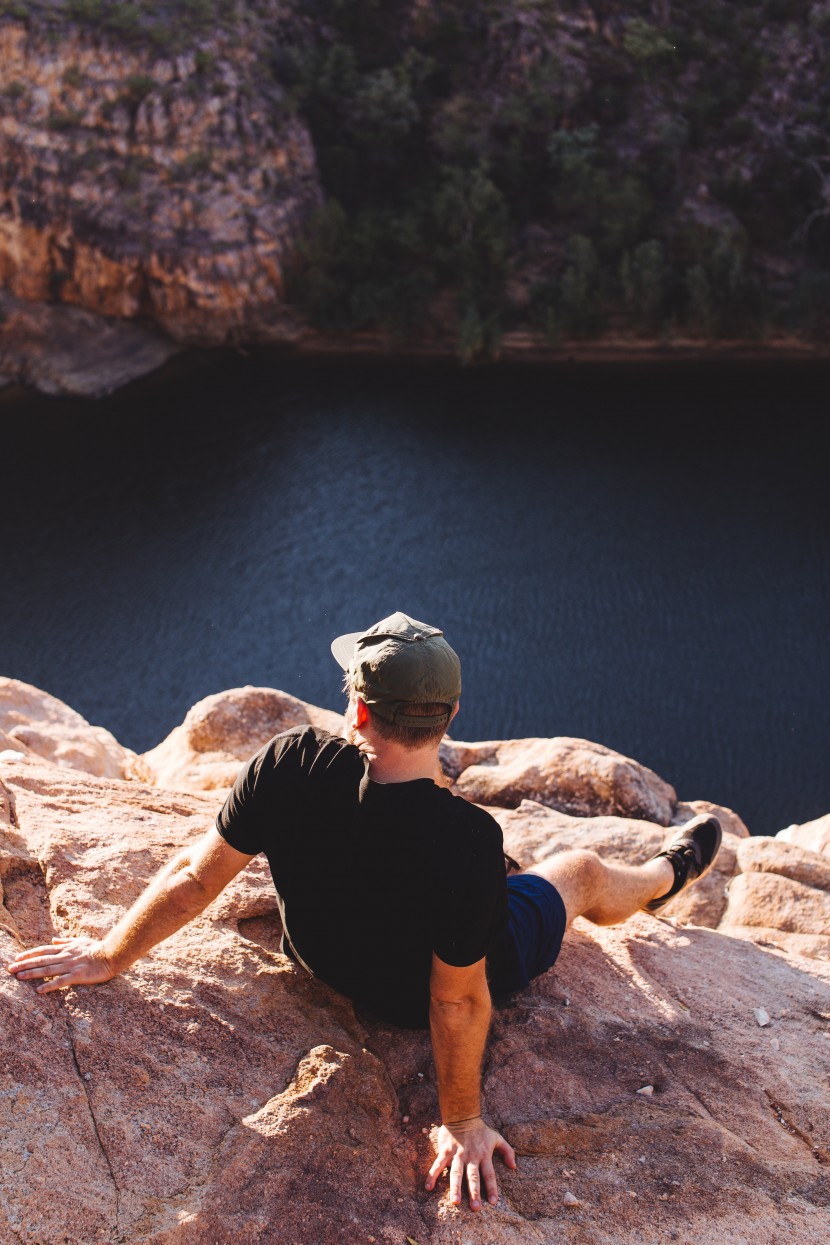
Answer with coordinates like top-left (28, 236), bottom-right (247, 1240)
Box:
top-left (6, 611), bottom-right (721, 1212)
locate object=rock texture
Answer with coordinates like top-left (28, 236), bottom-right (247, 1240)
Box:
top-left (779, 814), bottom-right (830, 857)
top-left (0, 676), bottom-right (144, 781)
top-left (142, 685), bottom-right (344, 792)
top-left (0, 13), bottom-right (321, 395)
top-left (0, 290), bottom-right (179, 398)
top-left (719, 834), bottom-right (830, 961)
top-left (2, 682), bottom-right (830, 1243)
top-left (442, 735), bottom-right (676, 825)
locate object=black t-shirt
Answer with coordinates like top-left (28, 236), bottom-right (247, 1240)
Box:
top-left (216, 726), bottom-right (509, 1026)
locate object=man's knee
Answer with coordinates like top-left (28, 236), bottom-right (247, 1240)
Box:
top-left (528, 848), bottom-right (607, 923)
top-left (557, 848), bottom-right (606, 889)
top-left (530, 848), bottom-right (605, 888)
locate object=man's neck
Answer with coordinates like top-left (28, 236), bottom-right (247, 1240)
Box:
top-left (348, 730), bottom-right (443, 785)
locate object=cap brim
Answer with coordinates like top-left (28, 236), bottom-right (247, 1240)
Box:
top-left (331, 630), bottom-right (364, 669)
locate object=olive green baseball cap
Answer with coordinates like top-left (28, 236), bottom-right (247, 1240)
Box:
top-left (331, 611), bottom-right (461, 729)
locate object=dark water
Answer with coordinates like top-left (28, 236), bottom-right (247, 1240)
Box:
top-left (3, 352), bottom-right (829, 835)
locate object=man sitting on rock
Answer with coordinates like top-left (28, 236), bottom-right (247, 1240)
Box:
top-left (6, 611), bottom-right (721, 1212)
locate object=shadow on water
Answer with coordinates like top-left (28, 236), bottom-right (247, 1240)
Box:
top-left (3, 350), bottom-right (829, 835)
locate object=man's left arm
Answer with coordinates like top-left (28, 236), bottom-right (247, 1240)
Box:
top-left (425, 954), bottom-right (517, 1210)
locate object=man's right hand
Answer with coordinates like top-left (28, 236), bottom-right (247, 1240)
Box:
top-left (6, 936), bottom-right (116, 993)
top-left (425, 1115), bottom-right (517, 1210)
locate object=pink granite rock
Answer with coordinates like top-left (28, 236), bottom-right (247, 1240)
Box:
top-left (2, 742), bottom-right (829, 1243)
top-left (721, 870), bottom-right (830, 937)
top-left (673, 798), bottom-right (750, 839)
top-left (142, 686), bottom-right (344, 792)
top-left (777, 812), bottom-right (830, 856)
top-left (444, 737), bottom-right (676, 825)
top-left (492, 799), bottom-right (666, 869)
top-left (0, 677), bottom-right (143, 781)
top-left (737, 836), bottom-right (830, 893)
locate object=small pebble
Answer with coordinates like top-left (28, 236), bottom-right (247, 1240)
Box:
top-left (770, 1037), bottom-right (781, 1051)
top-left (562, 1168), bottom-right (574, 1177)
top-left (402, 1115), bottom-right (410, 1124)
top-left (636, 1084), bottom-right (654, 1096)
top-left (562, 1190), bottom-right (579, 1206)
top-left (417, 1072), bottom-right (424, 1080)
top-left (368, 1237), bottom-right (376, 1243)
top-left (421, 1127), bottom-right (428, 1134)
top-left (84, 1072), bottom-right (92, 1081)
top-left (627, 1190), bottom-right (637, 1198)
top-left (754, 1007), bottom-right (771, 1027)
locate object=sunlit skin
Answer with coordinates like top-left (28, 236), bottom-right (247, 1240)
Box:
top-left (6, 693), bottom-right (674, 1211)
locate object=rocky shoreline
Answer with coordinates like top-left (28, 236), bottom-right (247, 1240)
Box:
top-left (1, 676), bottom-right (829, 1242)
top-left (3, 289), bottom-right (826, 401)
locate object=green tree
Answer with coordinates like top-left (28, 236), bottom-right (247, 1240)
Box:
top-left (620, 240), bottom-right (666, 331)
top-left (433, 164), bottom-right (509, 357)
top-left (622, 18), bottom-right (677, 80)
top-left (560, 235), bottom-right (602, 337)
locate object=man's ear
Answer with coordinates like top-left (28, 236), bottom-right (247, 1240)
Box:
top-left (355, 697), bottom-right (370, 728)
top-left (450, 700), bottom-right (460, 722)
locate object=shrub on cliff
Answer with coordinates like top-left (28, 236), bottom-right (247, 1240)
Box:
top-left (273, 0), bottom-right (829, 352)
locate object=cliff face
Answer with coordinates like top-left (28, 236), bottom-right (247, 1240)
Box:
top-left (3, 2), bottom-right (829, 396)
top-left (0, 11), bottom-right (321, 393)
top-left (1, 679), bottom-right (830, 1243)
top-left (6, 2), bottom-right (830, 395)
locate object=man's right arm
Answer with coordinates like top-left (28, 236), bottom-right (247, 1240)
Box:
top-left (5, 828), bottom-right (253, 992)
top-left (425, 954), bottom-right (516, 1210)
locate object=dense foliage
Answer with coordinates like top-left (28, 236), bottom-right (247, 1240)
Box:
top-left (278, 0), bottom-right (830, 354)
top-left (4, 0), bottom-right (830, 355)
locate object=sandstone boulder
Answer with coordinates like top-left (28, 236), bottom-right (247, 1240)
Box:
top-left (777, 812), bottom-right (830, 856)
top-left (737, 836), bottom-right (830, 893)
top-left (444, 736), bottom-right (676, 825)
top-left (0, 293), bottom-right (179, 399)
top-left (142, 686), bottom-right (344, 792)
top-left (2, 753), bottom-right (829, 1243)
top-left (673, 798), bottom-right (749, 838)
top-left (492, 799), bottom-right (666, 869)
top-left (721, 871), bottom-right (830, 938)
top-left (0, 677), bottom-right (143, 781)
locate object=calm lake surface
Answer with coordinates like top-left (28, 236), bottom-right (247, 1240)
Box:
top-left (3, 352), bottom-right (829, 835)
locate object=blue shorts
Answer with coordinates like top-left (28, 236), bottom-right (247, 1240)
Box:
top-left (487, 873), bottom-right (567, 998)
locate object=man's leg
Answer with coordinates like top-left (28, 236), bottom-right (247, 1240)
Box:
top-left (526, 850), bottom-right (673, 927)
top-left (526, 813), bottom-right (722, 927)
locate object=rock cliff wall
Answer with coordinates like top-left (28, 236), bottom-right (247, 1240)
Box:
top-left (0, 10), bottom-right (321, 393)
top-left (3, 3), bottom-right (829, 396)
top-left (1, 678), bottom-right (829, 1242)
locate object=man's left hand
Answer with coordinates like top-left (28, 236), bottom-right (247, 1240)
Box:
top-left (425, 1116), bottom-right (517, 1210)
